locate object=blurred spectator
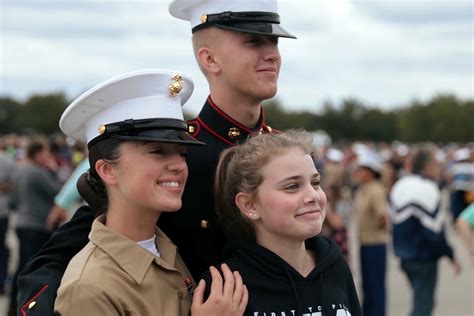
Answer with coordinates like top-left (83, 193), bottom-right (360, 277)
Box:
top-left (446, 148), bottom-right (474, 222)
top-left (0, 145), bottom-right (16, 295)
top-left (324, 183), bottom-right (352, 262)
top-left (46, 158), bottom-right (89, 231)
top-left (390, 144), bottom-right (461, 316)
top-left (7, 139), bottom-right (62, 315)
top-left (455, 203), bottom-right (474, 266)
top-left (322, 148), bottom-right (345, 188)
top-left (353, 152), bottom-right (389, 316)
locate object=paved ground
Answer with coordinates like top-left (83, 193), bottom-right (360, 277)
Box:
top-left (1, 210), bottom-right (473, 316)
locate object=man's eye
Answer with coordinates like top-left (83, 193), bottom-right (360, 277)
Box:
top-left (150, 150), bottom-right (165, 155)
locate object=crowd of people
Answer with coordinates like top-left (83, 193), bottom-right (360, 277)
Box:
top-left (0, 0), bottom-right (473, 315)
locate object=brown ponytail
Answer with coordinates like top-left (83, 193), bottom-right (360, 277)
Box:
top-left (77, 137), bottom-right (122, 215)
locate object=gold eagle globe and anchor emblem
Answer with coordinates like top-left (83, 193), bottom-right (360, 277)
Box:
top-left (168, 74), bottom-right (184, 97)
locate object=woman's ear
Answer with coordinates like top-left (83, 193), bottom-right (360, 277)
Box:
top-left (197, 47), bottom-right (221, 74)
top-left (235, 192), bottom-right (260, 221)
top-left (95, 159), bottom-right (117, 186)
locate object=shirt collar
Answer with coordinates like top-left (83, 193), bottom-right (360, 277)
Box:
top-left (89, 215), bottom-right (178, 285)
top-left (196, 96), bottom-right (272, 145)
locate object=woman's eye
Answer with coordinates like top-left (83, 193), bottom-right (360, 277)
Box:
top-left (312, 180), bottom-right (321, 187)
top-left (180, 152), bottom-right (188, 159)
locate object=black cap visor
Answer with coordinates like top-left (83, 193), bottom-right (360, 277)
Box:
top-left (214, 22), bottom-right (296, 39)
top-left (88, 118), bottom-right (206, 148)
top-left (192, 11), bottom-right (296, 39)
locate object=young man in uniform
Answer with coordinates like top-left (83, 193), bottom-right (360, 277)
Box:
top-left (16, 1), bottom-right (296, 315)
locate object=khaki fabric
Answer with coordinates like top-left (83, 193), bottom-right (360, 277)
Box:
top-left (55, 215), bottom-right (193, 316)
top-left (354, 181), bottom-right (389, 245)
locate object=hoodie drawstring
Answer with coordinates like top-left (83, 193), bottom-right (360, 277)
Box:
top-left (320, 272), bottom-right (325, 315)
top-left (286, 269), bottom-right (302, 316)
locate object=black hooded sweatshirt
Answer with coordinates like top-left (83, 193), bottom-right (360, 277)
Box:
top-left (202, 235), bottom-right (361, 316)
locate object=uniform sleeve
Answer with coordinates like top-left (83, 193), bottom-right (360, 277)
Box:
top-left (55, 282), bottom-right (124, 315)
top-left (17, 206), bottom-right (95, 316)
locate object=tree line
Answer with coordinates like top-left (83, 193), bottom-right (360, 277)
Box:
top-left (0, 93), bottom-right (472, 143)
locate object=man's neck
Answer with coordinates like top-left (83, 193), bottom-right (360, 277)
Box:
top-left (209, 91), bottom-right (262, 129)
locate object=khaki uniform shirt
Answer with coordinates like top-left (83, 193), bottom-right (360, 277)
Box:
top-left (55, 215), bottom-right (193, 316)
top-left (354, 180), bottom-right (388, 245)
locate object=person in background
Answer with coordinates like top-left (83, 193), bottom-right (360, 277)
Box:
top-left (352, 152), bottom-right (388, 316)
top-left (0, 142), bottom-right (16, 295)
top-left (46, 158), bottom-right (89, 231)
top-left (455, 203), bottom-right (474, 266)
top-left (324, 183), bottom-right (351, 263)
top-left (390, 143), bottom-right (461, 316)
top-left (203, 130), bottom-right (361, 316)
top-left (446, 148), bottom-right (474, 222)
top-left (8, 139), bottom-right (62, 315)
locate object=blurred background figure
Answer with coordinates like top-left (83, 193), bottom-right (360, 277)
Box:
top-left (323, 183), bottom-right (352, 263)
top-left (446, 147), bottom-right (474, 222)
top-left (455, 203), bottom-right (474, 266)
top-left (352, 151), bottom-right (389, 316)
top-left (7, 138), bottom-right (62, 315)
top-left (0, 139), bottom-right (16, 296)
top-left (46, 158), bottom-right (89, 231)
top-left (390, 143), bottom-right (461, 316)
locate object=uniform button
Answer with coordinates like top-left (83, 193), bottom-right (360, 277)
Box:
top-left (188, 125), bottom-right (195, 133)
top-left (200, 220), bottom-right (208, 229)
top-left (228, 127), bottom-right (240, 139)
top-left (177, 291), bottom-right (184, 300)
top-left (28, 301), bottom-right (37, 309)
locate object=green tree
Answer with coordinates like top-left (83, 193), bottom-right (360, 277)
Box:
top-left (13, 93), bottom-right (69, 134)
top-left (0, 97), bottom-right (21, 134)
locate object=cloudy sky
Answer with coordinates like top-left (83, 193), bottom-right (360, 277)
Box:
top-left (1, 0), bottom-right (472, 115)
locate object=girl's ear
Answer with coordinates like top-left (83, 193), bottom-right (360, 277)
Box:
top-left (196, 47), bottom-right (222, 74)
top-left (235, 192), bottom-right (260, 221)
top-left (95, 159), bottom-right (117, 186)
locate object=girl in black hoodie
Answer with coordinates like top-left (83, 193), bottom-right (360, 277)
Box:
top-left (203, 130), bottom-right (361, 316)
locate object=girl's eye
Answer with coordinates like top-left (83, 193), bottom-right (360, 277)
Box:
top-left (285, 183), bottom-right (299, 191)
top-left (312, 180), bottom-right (321, 187)
top-left (180, 152), bottom-right (188, 159)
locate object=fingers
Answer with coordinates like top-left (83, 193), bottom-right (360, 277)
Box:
top-left (221, 263), bottom-right (235, 298)
top-left (191, 279), bottom-right (205, 310)
top-left (239, 285), bottom-right (249, 313)
top-left (209, 266), bottom-right (223, 296)
top-left (232, 270), bottom-right (244, 305)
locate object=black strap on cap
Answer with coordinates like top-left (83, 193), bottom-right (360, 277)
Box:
top-left (192, 11), bottom-right (281, 33)
top-left (105, 118), bottom-right (188, 134)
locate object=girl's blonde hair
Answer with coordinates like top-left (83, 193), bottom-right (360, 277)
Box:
top-left (214, 129), bottom-right (316, 241)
